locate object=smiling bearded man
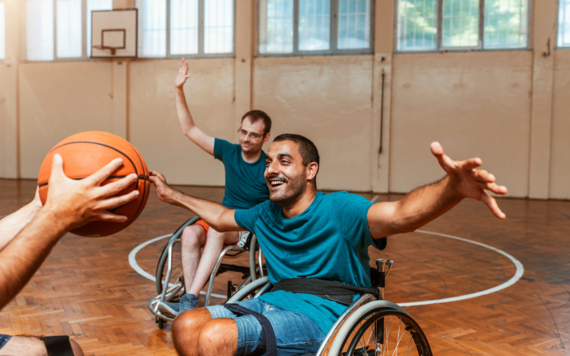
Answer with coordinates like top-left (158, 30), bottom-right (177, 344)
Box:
top-left (149, 133), bottom-right (508, 356)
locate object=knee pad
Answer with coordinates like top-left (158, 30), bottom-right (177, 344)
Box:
top-left (41, 335), bottom-right (74, 356)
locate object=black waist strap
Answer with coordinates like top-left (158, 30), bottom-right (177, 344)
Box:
top-left (224, 303), bottom-right (277, 356)
top-left (270, 277), bottom-right (380, 305)
top-left (41, 336), bottom-right (74, 356)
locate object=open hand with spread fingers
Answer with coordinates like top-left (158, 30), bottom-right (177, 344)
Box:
top-left (174, 58), bottom-right (192, 89)
top-left (431, 142), bottom-right (508, 219)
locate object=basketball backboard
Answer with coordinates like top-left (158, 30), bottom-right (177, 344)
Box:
top-left (91, 9), bottom-right (138, 58)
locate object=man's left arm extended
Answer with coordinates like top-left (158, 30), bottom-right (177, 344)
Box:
top-left (368, 142), bottom-right (508, 239)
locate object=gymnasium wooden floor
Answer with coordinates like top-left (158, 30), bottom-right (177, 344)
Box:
top-left (1, 178), bottom-right (569, 355)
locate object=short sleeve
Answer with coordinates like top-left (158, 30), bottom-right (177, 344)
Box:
top-left (331, 192), bottom-right (375, 249)
top-left (234, 202), bottom-right (264, 232)
top-left (213, 138), bottom-right (234, 162)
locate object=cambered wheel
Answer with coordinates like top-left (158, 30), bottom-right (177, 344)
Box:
top-left (331, 306), bottom-right (432, 356)
top-left (155, 217), bottom-right (199, 295)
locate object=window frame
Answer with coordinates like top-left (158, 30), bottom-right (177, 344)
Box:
top-left (394, 0), bottom-right (532, 54)
top-left (556, 0), bottom-right (570, 49)
top-left (256, 0), bottom-right (375, 58)
top-left (24, 0), bottom-right (109, 62)
top-left (139, 0), bottom-right (236, 60)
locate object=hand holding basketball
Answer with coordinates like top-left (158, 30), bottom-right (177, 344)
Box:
top-left (431, 142), bottom-right (508, 219)
top-left (44, 154), bottom-right (140, 231)
top-left (174, 58), bottom-right (191, 89)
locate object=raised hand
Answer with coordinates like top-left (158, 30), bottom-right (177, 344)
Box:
top-left (431, 142), bottom-right (508, 219)
top-left (44, 154), bottom-right (140, 230)
top-left (174, 58), bottom-right (191, 89)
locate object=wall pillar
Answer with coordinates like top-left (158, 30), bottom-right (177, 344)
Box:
top-left (109, 0), bottom-right (133, 140)
top-left (234, 0), bottom-right (254, 135)
top-left (527, 0), bottom-right (557, 199)
top-left (371, 0), bottom-right (394, 193)
top-left (0, 0), bottom-right (22, 178)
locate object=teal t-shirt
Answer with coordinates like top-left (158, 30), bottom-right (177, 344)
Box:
top-left (214, 138), bottom-right (269, 209)
top-left (234, 191), bottom-right (382, 334)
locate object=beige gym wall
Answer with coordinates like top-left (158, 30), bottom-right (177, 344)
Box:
top-left (1, 0), bottom-right (569, 199)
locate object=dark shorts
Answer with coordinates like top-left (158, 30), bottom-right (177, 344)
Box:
top-left (206, 299), bottom-right (325, 356)
top-left (0, 334), bottom-right (11, 349)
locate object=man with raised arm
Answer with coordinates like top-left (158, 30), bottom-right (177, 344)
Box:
top-left (150, 134), bottom-right (507, 356)
top-left (160, 59), bottom-right (272, 316)
top-left (0, 155), bottom-right (139, 356)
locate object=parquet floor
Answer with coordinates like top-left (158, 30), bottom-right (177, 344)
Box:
top-left (1, 179), bottom-right (569, 355)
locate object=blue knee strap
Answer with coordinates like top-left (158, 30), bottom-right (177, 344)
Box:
top-left (224, 303), bottom-right (277, 356)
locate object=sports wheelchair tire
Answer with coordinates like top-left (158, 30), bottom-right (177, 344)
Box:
top-left (155, 217), bottom-right (200, 295)
top-left (329, 302), bottom-right (432, 356)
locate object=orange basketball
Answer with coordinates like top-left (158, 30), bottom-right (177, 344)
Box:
top-left (37, 131), bottom-right (150, 237)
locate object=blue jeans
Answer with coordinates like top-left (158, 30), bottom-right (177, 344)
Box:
top-left (206, 299), bottom-right (325, 356)
top-left (0, 334), bottom-right (11, 349)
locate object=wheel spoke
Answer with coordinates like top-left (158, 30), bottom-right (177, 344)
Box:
top-left (391, 319), bottom-right (402, 356)
top-left (404, 337), bottom-right (417, 356)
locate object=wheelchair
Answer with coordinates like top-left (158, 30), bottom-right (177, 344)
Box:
top-left (149, 216), bottom-right (265, 329)
top-left (226, 259), bottom-right (433, 356)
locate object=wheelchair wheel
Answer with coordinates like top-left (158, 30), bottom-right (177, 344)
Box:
top-left (330, 304), bottom-right (432, 356)
top-left (155, 217), bottom-right (199, 295)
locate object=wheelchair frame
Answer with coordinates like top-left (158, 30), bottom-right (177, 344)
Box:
top-left (226, 259), bottom-right (433, 356)
top-left (149, 217), bottom-right (265, 327)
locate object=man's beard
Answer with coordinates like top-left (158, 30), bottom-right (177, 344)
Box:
top-left (269, 172), bottom-right (307, 210)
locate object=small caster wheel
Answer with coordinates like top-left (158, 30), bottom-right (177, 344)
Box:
top-left (158, 319), bottom-right (165, 329)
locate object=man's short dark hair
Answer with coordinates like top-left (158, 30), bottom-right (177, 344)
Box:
top-left (242, 110), bottom-right (272, 135)
top-left (273, 134), bottom-right (320, 171)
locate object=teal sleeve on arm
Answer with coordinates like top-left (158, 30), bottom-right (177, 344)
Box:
top-left (333, 193), bottom-right (375, 249)
top-left (234, 205), bottom-right (261, 232)
top-left (213, 138), bottom-right (232, 161)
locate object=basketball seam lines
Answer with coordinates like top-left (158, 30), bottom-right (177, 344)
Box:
top-left (41, 141), bottom-right (149, 228)
top-left (38, 175), bottom-right (150, 188)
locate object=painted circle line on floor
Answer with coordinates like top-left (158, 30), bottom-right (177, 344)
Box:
top-left (128, 230), bottom-right (524, 307)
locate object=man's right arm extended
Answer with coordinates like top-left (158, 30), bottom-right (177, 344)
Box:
top-left (149, 170), bottom-right (243, 232)
top-left (174, 58), bottom-right (215, 155)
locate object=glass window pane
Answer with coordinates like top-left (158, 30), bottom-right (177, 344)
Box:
top-left (259, 0), bottom-right (294, 53)
top-left (204, 0), bottom-right (233, 54)
top-left (337, 0), bottom-right (370, 49)
top-left (87, 0), bottom-right (113, 57)
top-left (396, 0), bottom-right (437, 51)
top-left (56, 0), bottom-right (82, 58)
top-left (299, 0), bottom-right (330, 51)
top-left (484, 0), bottom-right (528, 49)
top-left (139, 0), bottom-right (166, 57)
top-left (170, 0), bottom-right (198, 54)
top-left (441, 0), bottom-right (479, 47)
top-left (560, 0), bottom-right (570, 47)
top-left (0, 3), bottom-right (5, 60)
top-left (26, 0), bottom-right (54, 61)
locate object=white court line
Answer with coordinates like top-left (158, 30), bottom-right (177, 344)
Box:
top-left (128, 234), bottom-right (227, 299)
top-left (370, 195), bottom-right (379, 202)
top-left (129, 230), bottom-right (524, 306)
top-left (397, 230), bottom-right (524, 307)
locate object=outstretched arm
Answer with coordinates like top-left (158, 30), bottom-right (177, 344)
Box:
top-left (0, 189), bottom-right (43, 251)
top-left (149, 170), bottom-right (243, 232)
top-left (0, 154), bottom-right (139, 309)
top-left (368, 142), bottom-right (507, 239)
top-left (174, 59), bottom-right (215, 155)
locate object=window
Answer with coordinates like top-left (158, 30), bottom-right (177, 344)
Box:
top-left (0, 2), bottom-right (5, 60)
top-left (396, 0), bottom-right (529, 52)
top-left (137, 0), bottom-right (234, 58)
top-left (558, 0), bottom-right (570, 47)
top-left (258, 0), bottom-right (373, 56)
top-left (25, 0), bottom-right (113, 61)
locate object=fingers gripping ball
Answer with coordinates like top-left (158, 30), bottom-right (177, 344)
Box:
top-left (37, 131), bottom-right (150, 237)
